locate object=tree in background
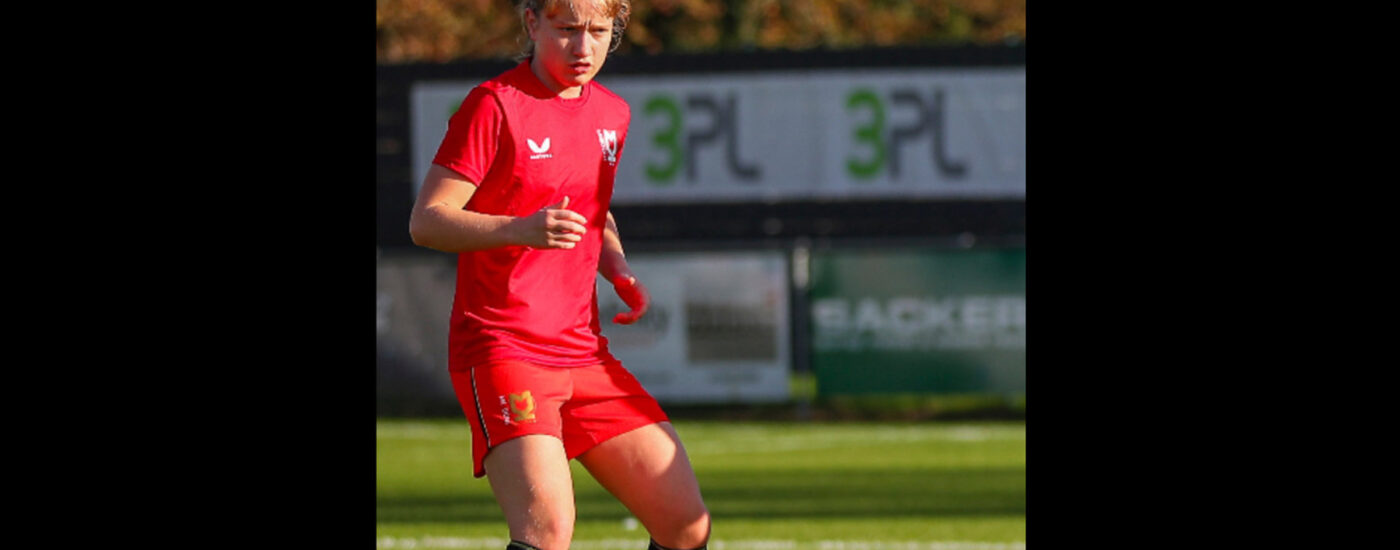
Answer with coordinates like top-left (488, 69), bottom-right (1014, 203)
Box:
top-left (377, 0), bottom-right (1025, 63)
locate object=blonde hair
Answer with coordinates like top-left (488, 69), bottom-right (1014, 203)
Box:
top-left (516, 0), bottom-right (631, 59)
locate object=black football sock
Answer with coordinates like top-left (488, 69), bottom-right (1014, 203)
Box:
top-left (648, 539), bottom-right (706, 550)
top-left (507, 541), bottom-right (542, 550)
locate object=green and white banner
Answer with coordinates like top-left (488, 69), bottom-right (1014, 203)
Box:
top-left (809, 248), bottom-right (1025, 395)
top-left (411, 66), bottom-right (1024, 204)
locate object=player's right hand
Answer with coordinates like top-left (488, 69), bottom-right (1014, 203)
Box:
top-left (516, 196), bottom-right (588, 249)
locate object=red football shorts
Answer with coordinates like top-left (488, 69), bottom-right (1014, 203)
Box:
top-left (449, 360), bottom-right (670, 478)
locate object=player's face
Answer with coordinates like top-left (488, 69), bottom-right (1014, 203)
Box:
top-left (526, 2), bottom-right (614, 97)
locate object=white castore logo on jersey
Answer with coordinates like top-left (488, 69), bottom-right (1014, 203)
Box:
top-left (597, 129), bottom-right (617, 166)
top-left (527, 137), bottom-right (552, 160)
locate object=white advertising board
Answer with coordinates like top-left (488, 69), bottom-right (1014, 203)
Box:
top-left (411, 66), bottom-right (1025, 204)
top-left (593, 250), bottom-right (791, 404)
top-left (376, 250), bottom-right (792, 407)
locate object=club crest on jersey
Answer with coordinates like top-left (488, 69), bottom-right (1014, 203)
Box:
top-left (597, 129), bottom-right (618, 166)
top-left (527, 137), bottom-right (552, 160)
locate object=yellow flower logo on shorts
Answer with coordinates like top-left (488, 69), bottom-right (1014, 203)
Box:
top-left (509, 391), bottom-right (536, 423)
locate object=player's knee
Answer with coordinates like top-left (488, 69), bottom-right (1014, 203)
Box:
top-left (650, 507), bottom-right (710, 550)
top-left (511, 514), bottom-right (574, 550)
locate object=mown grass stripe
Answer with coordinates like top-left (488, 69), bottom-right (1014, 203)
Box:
top-left (375, 537), bottom-right (1026, 550)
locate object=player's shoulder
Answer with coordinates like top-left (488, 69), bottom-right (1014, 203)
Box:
top-left (477, 69), bottom-right (514, 95)
top-left (456, 83), bottom-right (506, 120)
top-left (477, 62), bottom-right (534, 100)
top-left (589, 80), bottom-right (630, 114)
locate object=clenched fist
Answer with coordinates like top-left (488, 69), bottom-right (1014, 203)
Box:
top-left (516, 196), bottom-right (588, 249)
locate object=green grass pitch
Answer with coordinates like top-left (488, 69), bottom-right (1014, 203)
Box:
top-left (377, 419), bottom-right (1026, 549)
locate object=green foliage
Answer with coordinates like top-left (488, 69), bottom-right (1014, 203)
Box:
top-left (377, 0), bottom-right (1026, 63)
top-left (376, 0), bottom-right (522, 62)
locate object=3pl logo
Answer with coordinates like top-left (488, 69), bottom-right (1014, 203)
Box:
top-left (845, 88), bottom-right (968, 180)
top-left (641, 92), bottom-right (761, 186)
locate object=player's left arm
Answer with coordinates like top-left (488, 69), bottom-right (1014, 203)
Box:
top-left (599, 211), bottom-right (649, 324)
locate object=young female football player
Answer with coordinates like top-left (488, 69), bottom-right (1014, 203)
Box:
top-left (409, 2), bottom-right (711, 549)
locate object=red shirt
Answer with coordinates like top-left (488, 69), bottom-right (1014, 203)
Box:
top-left (432, 62), bottom-right (630, 369)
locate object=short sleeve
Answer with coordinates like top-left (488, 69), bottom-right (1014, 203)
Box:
top-left (615, 102), bottom-right (631, 161)
top-left (431, 87), bottom-right (505, 185)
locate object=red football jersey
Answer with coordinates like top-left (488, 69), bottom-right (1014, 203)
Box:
top-left (432, 62), bottom-right (630, 369)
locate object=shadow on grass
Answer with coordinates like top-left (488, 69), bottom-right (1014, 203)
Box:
top-left (377, 467), bottom-right (1024, 524)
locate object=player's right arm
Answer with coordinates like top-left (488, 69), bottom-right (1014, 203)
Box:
top-left (409, 165), bottom-right (588, 253)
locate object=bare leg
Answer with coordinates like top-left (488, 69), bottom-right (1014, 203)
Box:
top-left (577, 422), bottom-right (710, 549)
top-left (482, 435), bottom-right (577, 550)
